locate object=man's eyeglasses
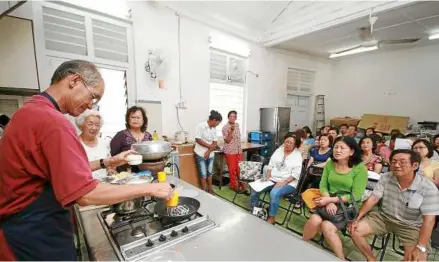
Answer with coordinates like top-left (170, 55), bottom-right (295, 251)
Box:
top-left (82, 80), bottom-right (99, 105)
top-left (390, 160), bottom-right (411, 167)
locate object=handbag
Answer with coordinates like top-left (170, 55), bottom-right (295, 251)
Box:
top-left (316, 191), bottom-right (359, 228)
top-left (238, 161), bottom-right (263, 181)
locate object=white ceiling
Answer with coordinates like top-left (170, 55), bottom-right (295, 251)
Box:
top-left (276, 1), bottom-right (439, 57)
top-left (162, 1), bottom-right (415, 46)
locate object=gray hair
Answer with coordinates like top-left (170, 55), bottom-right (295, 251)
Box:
top-left (75, 110), bottom-right (103, 128)
top-left (51, 60), bottom-right (103, 87)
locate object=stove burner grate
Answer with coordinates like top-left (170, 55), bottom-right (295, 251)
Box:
top-left (167, 205), bottom-right (190, 216)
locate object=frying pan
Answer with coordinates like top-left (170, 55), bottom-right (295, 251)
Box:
top-left (154, 197), bottom-right (200, 223)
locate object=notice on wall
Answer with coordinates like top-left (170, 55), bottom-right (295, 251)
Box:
top-left (358, 114), bottom-right (409, 134)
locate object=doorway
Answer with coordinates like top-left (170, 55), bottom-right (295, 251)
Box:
top-left (286, 94), bottom-right (310, 131)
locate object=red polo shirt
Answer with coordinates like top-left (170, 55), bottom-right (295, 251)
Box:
top-left (0, 95), bottom-right (98, 217)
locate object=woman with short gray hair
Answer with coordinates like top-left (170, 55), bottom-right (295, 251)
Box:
top-left (76, 109), bottom-right (111, 179)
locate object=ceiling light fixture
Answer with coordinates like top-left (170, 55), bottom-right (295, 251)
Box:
top-left (428, 33), bottom-right (439, 40)
top-left (329, 46), bottom-right (378, 58)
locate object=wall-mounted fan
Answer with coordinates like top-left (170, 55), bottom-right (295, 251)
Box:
top-left (144, 49), bottom-right (168, 80)
top-left (333, 10), bottom-right (421, 55)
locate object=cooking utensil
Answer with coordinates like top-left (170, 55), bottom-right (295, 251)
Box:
top-left (131, 141), bottom-right (172, 161)
top-left (110, 177), bottom-right (154, 215)
top-left (154, 197), bottom-right (200, 223)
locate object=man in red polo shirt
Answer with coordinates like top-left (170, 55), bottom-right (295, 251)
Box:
top-left (0, 60), bottom-right (172, 260)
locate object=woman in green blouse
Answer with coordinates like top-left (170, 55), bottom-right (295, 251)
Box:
top-left (302, 136), bottom-right (368, 260)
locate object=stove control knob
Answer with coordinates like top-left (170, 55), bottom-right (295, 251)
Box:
top-left (159, 234), bottom-right (167, 242)
top-left (146, 239), bottom-right (154, 247)
top-left (170, 230), bottom-right (178, 237)
top-left (182, 226), bottom-right (189, 233)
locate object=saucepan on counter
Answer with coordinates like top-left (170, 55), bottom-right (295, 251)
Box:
top-left (111, 177), bottom-right (178, 215)
top-left (110, 176), bottom-right (154, 215)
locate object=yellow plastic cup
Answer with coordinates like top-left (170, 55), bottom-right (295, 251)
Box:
top-left (167, 191), bottom-right (179, 207)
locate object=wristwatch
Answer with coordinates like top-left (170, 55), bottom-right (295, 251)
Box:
top-left (416, 244), bottom-right (427, 253)
top-left (100, 159), bottom-right (106, 169)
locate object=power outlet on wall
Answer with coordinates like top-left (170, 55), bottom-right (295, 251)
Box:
top-left (176, 101), bottom-right (188, 109)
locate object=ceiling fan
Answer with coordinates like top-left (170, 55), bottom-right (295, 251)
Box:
top-left (330, 10), bottom-right (421, 57)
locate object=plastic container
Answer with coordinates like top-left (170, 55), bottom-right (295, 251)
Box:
top-left (127, 154), bottom-right (142, 165)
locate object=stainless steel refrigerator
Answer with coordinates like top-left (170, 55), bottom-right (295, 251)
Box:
top-left (260, 107), bottom-right (291, 153)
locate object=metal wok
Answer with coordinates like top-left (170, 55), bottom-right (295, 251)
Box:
top-left (131, 141), bottom-right (172, 161)
top-left (154, 197), bottom-right (200, 223)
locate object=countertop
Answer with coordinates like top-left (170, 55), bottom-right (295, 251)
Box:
top-left (77, 177), bottom-right (337, 261)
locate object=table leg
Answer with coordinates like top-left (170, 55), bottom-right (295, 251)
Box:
top-left (219, 154), bottom-right (225, 190)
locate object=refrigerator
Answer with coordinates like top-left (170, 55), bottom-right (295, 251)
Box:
top-left (260, 107), bottom-right (291, 153)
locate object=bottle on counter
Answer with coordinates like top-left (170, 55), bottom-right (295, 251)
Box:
top-left (153, 130), bottom-right (159, 141)
top-left (157, 171), bottom-right (167, 182)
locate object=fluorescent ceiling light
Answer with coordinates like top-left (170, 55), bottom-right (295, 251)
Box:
top-left (329, 46), bottom-right (378, 58)
top-left (429, 33), bottom-right (439, 40)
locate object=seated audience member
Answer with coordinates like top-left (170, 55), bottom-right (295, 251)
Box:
top-left (386, 129), bottom-right (403, 150)
top-left (349, 149), bottom-right (439, 262)
top-left (412, 139), bottom-right (439, 186)
top-left (250, 132), bottom-right (302, 224)
top-left (347, 125), bottom-right (360, 143)
top-left (359, 136), bottom-right (383, 173)
top-left (328, 127), bottom-right (339, 141)
top-left (303, 126), bottom-right (315, 146)
top-left (307, 134), bottom-right (333, 168)
top-left (339, 124), bottom-right (348, 136)
top-left (374, 134), bottom-right (391, 164)
top-left (302, 136), bottom-right (368, 259)
top-left (365, 127), bottom-right (375, 136)
top-left (314, 135), bottom-right (320, 149)
top-left (296, 128), bottom-right (312, 160)
top-left (322, 125), bottom-right (330, 135)
top-left (433, 134), bottom-right (439, 155)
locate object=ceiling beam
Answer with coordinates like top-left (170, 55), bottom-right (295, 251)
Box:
top-left (261, 0), bottom-right (419, 47)
top-left (162, 2), bottom-right (260, 44)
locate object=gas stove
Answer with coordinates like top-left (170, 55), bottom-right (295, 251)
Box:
top-left (98, 199), bottom-right (216, 261)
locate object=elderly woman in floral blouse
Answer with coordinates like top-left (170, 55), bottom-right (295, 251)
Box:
top-left (222, 110), bottom-right (245, 193)
top-left (110, 106), bottom-right (152, 171)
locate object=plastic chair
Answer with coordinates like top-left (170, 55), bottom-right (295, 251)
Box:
top-left (370, 233), bottom-right (392, 261)
top-left (281, 165), bottom-right (310, 232)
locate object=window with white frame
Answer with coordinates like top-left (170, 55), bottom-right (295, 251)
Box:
top-left (39, 2), bottom-right (133, 139)
top-left (286, 68), bottom-right (315, 95)
top-left (209, 49), bottom-right (246, 137)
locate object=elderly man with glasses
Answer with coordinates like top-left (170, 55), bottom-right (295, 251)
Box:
top-left (0, 60), bottom-right (172, 260)
top-left (349, 149), bottom-right (439, 261)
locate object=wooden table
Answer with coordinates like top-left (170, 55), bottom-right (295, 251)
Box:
top-left (213, 142), bottom-right (265, 190)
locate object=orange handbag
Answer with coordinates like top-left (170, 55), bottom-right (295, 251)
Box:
top-left (302, 188), bottom-right (322, 210)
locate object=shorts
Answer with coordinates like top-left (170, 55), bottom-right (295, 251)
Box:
top-left (195, 154), bottom-right (213, 178)
top-left (362, 210), bottom-right (431, 251)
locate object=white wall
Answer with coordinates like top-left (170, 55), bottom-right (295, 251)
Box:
top-left (129, 1), bottom-right (332, 139)
top-left (326, 44), bottom-right (439, 124)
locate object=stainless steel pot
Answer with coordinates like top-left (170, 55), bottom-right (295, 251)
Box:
top-left (131, 141), bottom-right (172, 161)
top-left (110, 176), bottom-right (154, 215)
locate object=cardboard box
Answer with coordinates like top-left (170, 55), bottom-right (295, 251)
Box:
top-left (358, 114), bottom-right (409, 133)
top-left (330, 117), bottom-right (360, 127)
